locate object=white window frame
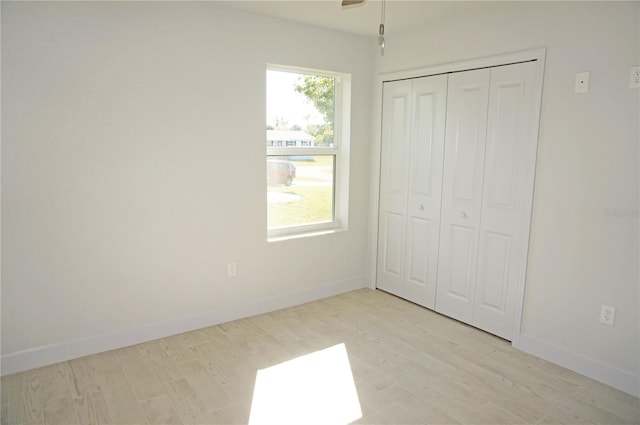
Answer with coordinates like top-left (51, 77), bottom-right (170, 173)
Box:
top-left (266, 64), bottom-right (351, 241)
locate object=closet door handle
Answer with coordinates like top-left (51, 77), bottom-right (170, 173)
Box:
top-left (417, 205), bottom-right (424, 211)
top-left (460, 211), bottom-right (467, 218)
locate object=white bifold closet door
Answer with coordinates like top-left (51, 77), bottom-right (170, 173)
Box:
top-left (434, 68), bottom-right (491, 325)
top-left (435, 61), bottom-right (538, 340)
top-left (377, 74), bottom-right (447, 309)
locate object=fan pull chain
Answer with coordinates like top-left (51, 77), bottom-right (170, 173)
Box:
top-left (378, 0), bottom-right (386, 54)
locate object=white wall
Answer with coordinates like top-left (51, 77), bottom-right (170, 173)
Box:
top-left (375, 1), bottom-right (639, 394)
top-left (1, 2), bottom-right (374, 369)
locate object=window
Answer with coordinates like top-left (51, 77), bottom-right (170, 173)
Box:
top-left (266, 65), bottom-right (351, 240)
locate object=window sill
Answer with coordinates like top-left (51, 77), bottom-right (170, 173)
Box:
top-left (267, 226), bottom-right (347, 243)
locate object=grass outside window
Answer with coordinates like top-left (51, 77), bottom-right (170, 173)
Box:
top-left (267, 156), bottom-right (334, 229)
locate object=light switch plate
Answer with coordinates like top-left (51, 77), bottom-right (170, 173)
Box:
top-left (575, 72), bottom-right (590, 93)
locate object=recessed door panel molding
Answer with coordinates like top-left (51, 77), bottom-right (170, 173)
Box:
top-left (407, 217), bottom-right (430, 285)
top-left (411, 89), bottom-right (436, 197)
top-left (383, 212), bottom-right (405, 277)
top-left (484, 80), bottom-right (526, 210)
top-left (447, 73), bottom-right (490, 204)
top-left (388, 96), bottom-right (409, 194)
top-left (447, 225), bottom-right (475, 300)
top-left (476, 230), bottom-right (512, 312)
top-left (434, 223), bottom-right (476, 324)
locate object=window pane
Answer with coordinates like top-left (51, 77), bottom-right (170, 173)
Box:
top-left (267, 155), bottom-right (335, 229)
top-left (266, 70), bottom-right (335, 148)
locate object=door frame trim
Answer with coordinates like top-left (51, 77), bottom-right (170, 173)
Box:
top-left (368, 48), bottom-right (547, 347)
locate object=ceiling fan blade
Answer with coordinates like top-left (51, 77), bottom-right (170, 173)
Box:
top-left (342, 0), bottom-right (366, 7)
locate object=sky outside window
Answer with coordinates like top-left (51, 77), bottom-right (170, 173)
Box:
top-left (266, 70), bottom-right (324, 129)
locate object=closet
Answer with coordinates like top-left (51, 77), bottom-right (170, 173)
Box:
top-left (376, 58), bottom-right (541, 341)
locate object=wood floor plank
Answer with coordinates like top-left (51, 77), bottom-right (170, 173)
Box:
top-left (0, 377), bottom-right (8, 408)
top-left (441, 368), bottom-right (547, 424)
top-left (158, 335), bottom-right (200, 366)
top-left (0, 404), bottom-right (8, 425)
top-left (67, 357), bottom-right (104, 399)
top-left (427, 393), bottom-right (524, 425)
top-left (575, 385), bottom-right (640, 423)
top-left (3, 373), bottom-right (25, 425)
top-left (136, 341), bottom-right (184, 384)
top-left (174, 329), bottom-right (210, 347)
top-left (350, 355), bottom-right (397, 394)
top-left (39, 364), bottom-right (79, 425)
top-left (175, 360), bottom-right (229, 411)
top-left (247, 315), bottom-right (301, 345)
top-left (140, 394), bottom-right (183, 425)
top-left (118, 352), bottom-right (165, 402)
top-left (371, 385), bottom-right (439, 424)
top-left (21, 369), bottom-right (44, 424)
top-left (2, 288), bottom-right (638, 425)
top-left (73, 391), bottom-right (111, 425)
top-left (192, 341), bottom-right (239, 382)
top-left (100, 371), bottom-right (148, 424)
top-left (231, 333), bottom-right (291, 369)
top-left (210, 401), bottom-right (251, 425)
top-left (349, 403), bottom-right (389, 425)
top-left (162, 378), bottom-right (216, 424)
top-left (200, 327), bottom-right (260, 396)
top-left (85, 351), bottom-right (121, 377)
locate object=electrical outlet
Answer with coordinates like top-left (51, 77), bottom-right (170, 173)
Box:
top-left (629, 65), bottom-right (640, 88)
top-left (574, 71), bottom-right (590, 93)
top-left (227, 262), bottom-right (237, 277)
top-left (600, 305), bottom-right (616, 326)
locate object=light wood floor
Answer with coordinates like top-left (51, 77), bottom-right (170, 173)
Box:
top-left (2, 289), bottom-right (639, 424)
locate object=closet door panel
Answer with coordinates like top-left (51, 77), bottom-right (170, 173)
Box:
top-left (404, 75), bottom-right (448, 308)
top-left (477, 231), bottom-right (512, 311)
top-left (474, 61), bottom-right (538, 340)
top-left (406, 217), bottom-right (430, 283)
top-left (377, 80), bottom-right (412, 297)
top-left (388, 96), bottom-right (410, 194)
top-left (449, 79), bottom-right (490, 204)
top-left (435, 68), bottom-right (490, 322)
top-left (447, 225), bottom-right (476, 300)
top-left (484, 80), bottom-right (522, 209)
top-left (382, 212), bottom-right (405, 277)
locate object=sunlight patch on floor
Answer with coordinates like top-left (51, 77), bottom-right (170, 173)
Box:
top-left (249, 343), bottom-right (362, 425)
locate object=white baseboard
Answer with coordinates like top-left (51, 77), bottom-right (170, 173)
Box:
top-left (1, 277), bottom-right (367, 376)
top-left (515, 333), bottom-right (640, 397)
